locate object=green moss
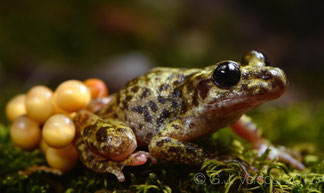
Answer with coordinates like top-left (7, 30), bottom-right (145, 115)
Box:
top-left (1, 102), bottom-right (324, 192)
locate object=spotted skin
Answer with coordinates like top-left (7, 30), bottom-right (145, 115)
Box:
top-left (74, 110), bottom-right (137, 162)
top-left (74, 50), bottom-right (304, 182)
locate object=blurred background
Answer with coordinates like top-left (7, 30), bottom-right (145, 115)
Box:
top-left (0, 0), bottom-right (323, 123)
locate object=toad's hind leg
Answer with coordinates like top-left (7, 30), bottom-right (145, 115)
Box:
top-left (74, 110), bottom-right (152, 182)
top-left (74, 136), bottom-right (125, 181)
top-left (74, 110), bottom-right (137, 162)
top-left (75, 136), bottom-right (151, 182)
top-left (231, 114), bottom-right (304, 170)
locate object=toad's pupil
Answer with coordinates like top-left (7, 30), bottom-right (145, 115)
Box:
top-left (212, 61), bottom-right (241, 88)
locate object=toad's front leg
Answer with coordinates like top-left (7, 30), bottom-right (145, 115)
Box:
top-left (148, 120), bottom-right (258, 178)
top-left (74, 110), bottom-right (152, 182)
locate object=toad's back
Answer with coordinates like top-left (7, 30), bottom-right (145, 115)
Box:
top-left (97, 67), bottom-right (202, 146)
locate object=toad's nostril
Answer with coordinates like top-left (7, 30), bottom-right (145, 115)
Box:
top-left (261, 74), bottom-right (271, 80)
top-left (260, 69), bottom-right (271, 80)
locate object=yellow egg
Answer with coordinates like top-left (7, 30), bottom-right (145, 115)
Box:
top-left (42, 114), bottom-right (76, 148)
top-left (39, 138), bottom-right (49, 154)
top-left (10, 115), bottom-right (41, 149)
top-left (52, 103), bottom-right (76, 119)
top-left (26, 85), bottom-right (56, 124)
top-left (53, 80), bottom-right (91, 113)
top-left (84, 78), bottom-right (108, 99)
top-left (5, 94), bottom-right (27, 122)
top-left (45, 144), bottom-right (79, 171)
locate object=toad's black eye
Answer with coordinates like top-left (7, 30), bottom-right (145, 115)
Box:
top-left (212, 61), bottom-right (241, 88)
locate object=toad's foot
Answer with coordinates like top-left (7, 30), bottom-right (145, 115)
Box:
top-left (257, 143), bottom-right (304, 170)
top-left (231, 115), bottom-right (305, 170)
top-left (87, 96), bottom-right (115, 113)
top-left (121, 151), bottom-right (157, 166)
top-left (75, 137), bottom-right (153, 182)
top-left (215, 155), bottom-right (258, 179)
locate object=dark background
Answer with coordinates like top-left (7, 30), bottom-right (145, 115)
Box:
top-left (0, 0), bottom-right (323, 123)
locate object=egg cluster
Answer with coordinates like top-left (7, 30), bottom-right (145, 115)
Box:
top-left (6, 78), bottom-right (108, 171)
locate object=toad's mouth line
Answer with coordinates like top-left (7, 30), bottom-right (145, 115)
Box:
top-left (206, 91), bottom-right (284, 111)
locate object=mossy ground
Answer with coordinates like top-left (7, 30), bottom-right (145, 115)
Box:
top-left (0, 102), bottom-right (324, 193)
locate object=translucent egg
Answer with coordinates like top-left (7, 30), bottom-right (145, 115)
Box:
top-left (53, 80), bottom-right (91, 113)
top-left (45, 144), bottom-right (78, 171)
top-left (10, 115), bottom-right (41, 149)
top-left (84, 78), bottom-right (108, 99)
top-left (26, 86), bottom-right (56, 124)
top-left (5, 94), bottom-right (27, 122)
top-left (42, 114), bottom-right (76, 148)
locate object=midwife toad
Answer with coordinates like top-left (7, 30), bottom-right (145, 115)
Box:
top-left (74, 51), bottom-right (304, 182)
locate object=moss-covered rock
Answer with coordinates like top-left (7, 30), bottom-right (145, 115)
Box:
top-left (1, 102), bottom-right (324, 192)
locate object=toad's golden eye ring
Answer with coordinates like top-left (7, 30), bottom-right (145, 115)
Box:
top-left (212, 61), bottom-right (241, 88)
